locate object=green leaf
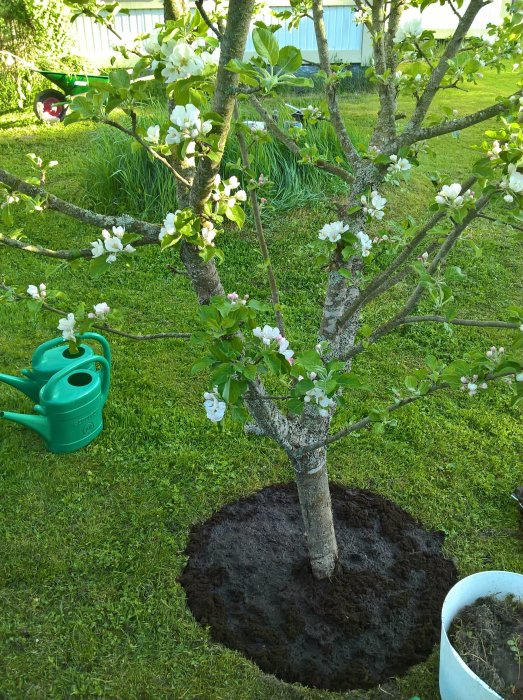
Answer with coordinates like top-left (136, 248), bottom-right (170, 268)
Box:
top-left (295, 350), bottom-right (323, 373)
top-left (89, 255), bottom-right (110, 278)
top-left (276, 45), bottom-right (302, 74)
top-left (191, 356), bottom-right (216, 374)
top-left (225, 204), bottom-right (246, 229)
top-left (109, 68), bottom-right (131, 91)
top-left (252, 27), bottom-right (279, 65)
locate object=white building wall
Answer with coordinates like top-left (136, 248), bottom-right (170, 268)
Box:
top-left (69, 0), bottom-right (505, 68)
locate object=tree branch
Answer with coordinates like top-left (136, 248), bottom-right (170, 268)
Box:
top-left (403, 90), bottom-right (523, 145)
top-left (402, 0), bottom-right (488, 140)
top-left (0, 233), bottom-right (90, 259)
top-left (0, 284), bottom-right (191, 340)
top-left (311, 0), bottom-right (361, 167)
top-left (296, 369), bottom-right (517, 455)
top-left (103, 119), bottom-right (192, 188)
top-left (0, 168), bottom-right (161, 240)
top-left (402, 315), bottom-right (520, 330)
top-left (249, 96), bottom-right (355, 185)
top-left (341, 193), bottom-right (492, 360)
top-left (234, 106), bottom-right (285, 334)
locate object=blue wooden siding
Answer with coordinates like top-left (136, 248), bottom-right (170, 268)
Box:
top-left (246, 6), bottom-right (363, 53)
top-left (72, 4), bottom-right (364, 63)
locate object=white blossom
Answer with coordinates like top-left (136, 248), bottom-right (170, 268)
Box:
top-left (487, 140), bottom-right (503, 160)
top-left (253, 325), bottom-right (281, 346)
top-left (58, 313), bottom-right (76, 342)
top-left (165, 104), bottom-right (212, 145)
top-left (353, 7), bottom-right (371, 24)
top-left (145, 125), bottom-right (161, 144)
top-left (88, 302), bottom-right (111, 320)
top-left (303, 382), bottom-right (336, 417)
top-left (361, 191), bottom-right (387, 220)
top-left (394, 18), bottom-right (423, 43)
top-left (500, 163), bottom-right (523, 198)
top-left (201, 222), bottom-right (217, 247)
top-left (162, 42), bottom-right (205, 84)
top-left (435, 183), bottom-right (464, 207)
top-left (203, 387), bottom-right (226, 422)
top-left (236, 189), bottom-right (247, 202)
top-left (318, 220), bottom-right (349, 243)
top-left (460, 374), bottom-right (487, 397)
top-left (227, 292), bottom-right (248, 305)
top-left (90, 239), bottom-right (104, 258)
top-left (277, 337), bottom-right (294, 362)
top-left (486, 345), bottom-right (505, 359)
top-left (356, 230), bottom-right (373, 257)
top-left (388, 154), bottom-right (412, 173)
top-left (516, 372), bottom-right (523, 382)
top-left (159, 210), bottom-right (181, 241)
top-left (27, 283), bottom-right (46, 300)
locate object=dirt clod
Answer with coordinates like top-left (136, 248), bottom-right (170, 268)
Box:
top-left (179, 483), bottom-right (457, 691)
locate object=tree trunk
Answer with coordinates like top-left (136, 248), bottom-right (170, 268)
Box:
top-left (292, 449), bottom-right (338, 579)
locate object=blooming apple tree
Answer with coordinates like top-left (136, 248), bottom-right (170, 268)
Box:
top-left (1, 0), bottom-right (523, 579)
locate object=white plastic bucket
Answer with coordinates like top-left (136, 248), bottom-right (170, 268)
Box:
top-left (439, 570), bottom-right (523, 700)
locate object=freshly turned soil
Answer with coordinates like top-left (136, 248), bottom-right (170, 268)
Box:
top-left (179, 483), bottom-right (457, 691)
top-left (450, 595), bottom-right (523, 699)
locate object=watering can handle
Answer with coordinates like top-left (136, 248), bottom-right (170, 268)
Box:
top-left (31, 336), bottom-right (70, 365)
top-left (41, 355), bottom-right (110, 405)
top-left (31, 333), bottom-right (111, 366)
top-left (79, 332), bottom-right (112, 365)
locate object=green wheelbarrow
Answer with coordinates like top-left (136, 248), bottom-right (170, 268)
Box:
top-left (34, 69), bottom-right (109, 123)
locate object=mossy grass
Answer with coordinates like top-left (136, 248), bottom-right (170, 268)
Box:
top-left (0, 69), bottom-right (521, 699)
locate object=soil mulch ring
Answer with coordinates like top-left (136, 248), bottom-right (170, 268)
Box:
top-left (450, 595), bottom-right (523, 699)
top-left (179, 483), bottom-right (457, 691)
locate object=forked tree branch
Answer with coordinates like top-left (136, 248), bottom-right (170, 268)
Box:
top-left (335, 177), bottom-right (477, 334)
top-left (402, 0), bottom-right (488, 139)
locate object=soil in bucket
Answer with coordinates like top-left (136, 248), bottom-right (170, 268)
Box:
top-left (179, 482), bottom-right (457, 691)
top-left (449, 594), bottom-right (523, 699)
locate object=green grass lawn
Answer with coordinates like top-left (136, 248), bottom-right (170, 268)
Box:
top-left (0, 69), bottom-right (522, 699)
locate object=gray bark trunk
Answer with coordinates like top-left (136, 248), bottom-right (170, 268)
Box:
top-left (292, 450), bottom-right (338, 580)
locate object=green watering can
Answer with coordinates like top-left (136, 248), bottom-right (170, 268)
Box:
top-left (0, 332), bottom-right (111, 403)
top-left (1, 355), bottom-right (110, 453)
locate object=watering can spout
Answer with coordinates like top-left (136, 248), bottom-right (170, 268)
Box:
top-left (0, 411), bottom-right (51, 442)
top-left (0, 372), bottom-right (39, 401)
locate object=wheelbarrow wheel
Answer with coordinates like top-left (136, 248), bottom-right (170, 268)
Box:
top-left (34, 89), bottom-right (67, 123)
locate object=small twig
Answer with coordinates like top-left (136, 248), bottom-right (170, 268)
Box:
top-left (195, 0), bottom-right (223, 39)
top-left (103, 119), bottom-right (192, 188)
top-left (234, 103), bottom-right (285, 334)
top-left (0, 283), bottom-right (191, 341)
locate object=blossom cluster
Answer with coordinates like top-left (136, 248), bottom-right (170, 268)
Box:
top-left (58, 313), bottom-right (76, 342)
top-left (300, 373), bottom-right (336, 417)
top-left (318, 220), bottom-right (348, 243)
top-left (227, 292), bottom-right (249, 305)
top-left (252, 325), bottom-right (294, 361)
top-left (361, 191), bottom-right (387, 220)
top-left (460, 375), bottom-right (488, 397)
top-left (88, 302), bottom-right (111, 321)
top-left (91, 226), bottom-right (136, 264)
top-left (394, 18), bottom-right (423, 44)
top-left (435, 183), bottom-right (473, 208)
top-left (159, 210), bottom-right (181, 242)
top-left (212, 174), bottom-right (247, 208)
top-left (165, 104), bottom-right (212, 148)
top-left (203, 386), bottom-right (226, 422)
top-left (27, 283), bottom-right (46, 300)
top-left (387, 154), bottom-right (412, 184)
top-left (500, 163), bottom-right (523, 203)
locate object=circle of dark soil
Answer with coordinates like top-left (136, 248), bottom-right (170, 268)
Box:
top-left (179, 483), bottom-right (457, 691)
